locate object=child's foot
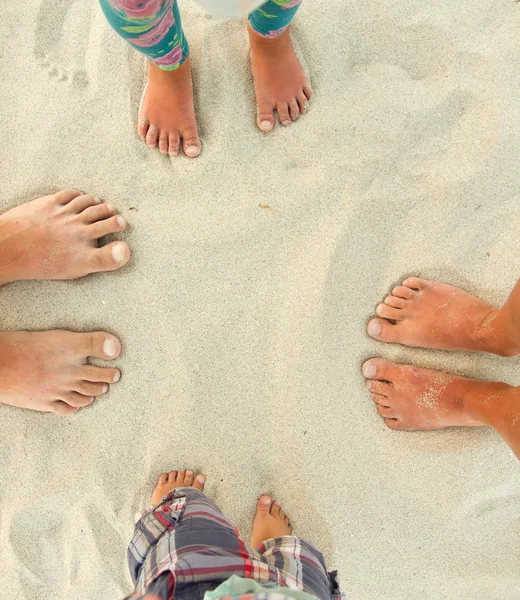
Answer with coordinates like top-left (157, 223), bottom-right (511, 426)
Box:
top-left (248, 24), bottom-right (312, 132)
top-left (367, 278), bottom-right (520, 357)
top-left (362, 358), bottom-right (516, 431)
top-left (0, 330), bottom-right (121, 415)
top-left (151, 469), bottom-right (206, 505)
top-left (0, 189), bottom-right (130, 285)
top-left (250, 496), bottom-right (292, 548)
top-left (138, 60), bottom-right (201, 158)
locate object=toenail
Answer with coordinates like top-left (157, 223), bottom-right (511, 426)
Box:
top-left (107, 203), bottom-right (114, 212)
top-left (111, 243), bottom-right (126, 263)
top-left (186, 145), bottom-right (200, 155)
top-left (117, 216), bottom-right (125, 227)
top-left (102, 384), bottom-right (109, 394)
top-left (186, 470), bottom-right (193, 476)
top-left (260, 120), bottom-right (272, 129)
top-left (113, 371), bottom-right (121, 383)
top-left (363, 362), bottom-right (377, 378)
top-left (368, 321), bottom-right (381, 338)
top-left (103, 339), bottom-right (117, 357)
top-left (94, 197), bottom-right (101, 204)
top-left (260, 496), bottom-right (271, 506)
top-left (198, 475), bottom-right (206, 483)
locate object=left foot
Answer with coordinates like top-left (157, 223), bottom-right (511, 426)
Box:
top-left (151, 469), bottom-right (206, 505)
top-left (250, 496), bottom-right (292, 548)
top-left (362, 358), bottom-right (515, 431)
top-left (248, 24), bottom-right (312, 132)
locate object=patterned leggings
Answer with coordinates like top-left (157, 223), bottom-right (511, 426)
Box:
top-left (122, 487), bottom-right (343, 600)
top-left (99, 0), bottom-right (303, 71)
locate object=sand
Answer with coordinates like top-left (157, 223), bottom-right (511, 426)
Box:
top-left (1, 0), bottom-right (520, 598)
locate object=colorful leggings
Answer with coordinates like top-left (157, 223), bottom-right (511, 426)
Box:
top-left (99, 0), bottom-right (303, 71)
top-left (122, 487), bottom-right (343, 600)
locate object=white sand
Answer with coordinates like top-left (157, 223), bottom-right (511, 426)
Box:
top-left (1, 0), bottom-right (520, 598)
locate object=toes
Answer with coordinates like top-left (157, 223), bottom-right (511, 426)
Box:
top-left (159, 133), bottom-right (169, 155)
top-left (270, 501), bottom-right (281, 517)
top-left (277, 103), bottom-right (292, 126)
top-left (53, 401), bottom-right (80, 416)
top-left (402, 277), bottom-right (427, 290)
top-left (146, 125), bottom-right (159, 149)
top-left (392, 286), bottom-right (415, 300)
top-left (377, 405), bottom-right (396, 419)
top-left (370, 392), bottom-right (390, 406)
top-left (362, 358), bottom-right (396, 382)
top-left (176, 470), bottom-right (186, 485)
top-left (80, 332), bottom-right (121, 360)
top-left (137, 118), bottom-right (149, 141)
top-left (167, 471), bottom-right (178, 483)
top-left (182, 129), bottom-right (201, 158)
top-left (80, 203), bottom-right (115, 224)
top-left (296, 91), bottom-right (309, 114)
top-left (74, 381), bottom-right (109, 397)
top-left (257, 496), bottom-right (272, 513)
top-left (384, 296), bottom-right (408, 309)
top-left (184, 470), bottom-right (194, 485)
top-left (365, 379), bottom-right (392, 396)
top-left (289, 98), bottom-right (300, 121)
top-left (91, 241), bottom-right (131, 272)
top-left (158, 473), bottom-right (168, 485)
top-left (66, 194), bottom-right (100, 214)
top-left (59, 392), bottom-right (94, 408)
top-left (168, 132), bottom-right (180, 157)
top-left (303, 83), bottom-right (313, 100)
top-left (54, 189), bottom-right (82, 205)
top-left (257, 102), bottom-right (275, 132)
top-left (193, 474), bottom-right (206, 491)
top-left (376, 304), bottom-right (404, 321)
top-left (367, 318), bottom-right (400, 343)
top-left (87, 215), bottom-right (126, 240)
top-left (80, 366), bottom-right (121, 384)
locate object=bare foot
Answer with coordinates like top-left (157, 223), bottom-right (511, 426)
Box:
top-left (0, 330), bottom-right (122, 415)
top-left (151, 469), bottom-right (206, 505)
top-left (367, 278), bottom-right (520, 357)
top-left (250, 496), bottom-right (292, 548)
top-left (361, 358), bottom-right (517, 431)
top-left (138, 60), bottom-right (200, 158)
top-left (0, 189), bottom-right (130, 285)
top-left (248, 24), bottom-right (312, 131)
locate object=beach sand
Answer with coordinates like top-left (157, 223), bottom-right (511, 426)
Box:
top-left (1, 0), bottom-right (520, 598)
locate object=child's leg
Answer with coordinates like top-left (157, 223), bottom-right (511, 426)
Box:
top-left (247, 0), bottom-right (311, 132)
top-left (98, 0), bottom-right (200, 157)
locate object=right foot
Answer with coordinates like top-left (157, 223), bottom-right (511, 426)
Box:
top-left (0, 189), bottom-right (130, 285)
top-left (250, 496), bottom-right (292, 549)
top-left (367, 277), bottom-right (520, 357)
top-left (0, 330), bottom-right (122, 415)
top-left (151, 469), bottom-right (206, 505)
top-left (138, 60), bottom-right (201, 158)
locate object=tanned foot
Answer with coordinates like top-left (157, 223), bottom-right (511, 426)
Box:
top-left (0, 330), bottom-right (122, 415)
top-left (367, 277), bottom-right (520, 357)
top-left (250, 496), bottom-right (292, 549)
top-left (151, 469), bottom-right (206, 505)
top-left (0, 189), bottom-right (130, 285)
top-left (138, 60), bottom-right (200, 158)
top-left (248, 24), bottom-right (312, 131)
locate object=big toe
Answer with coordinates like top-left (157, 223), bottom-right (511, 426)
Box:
top-left (182, 127), bottom-right (201, 158)
top-left (362, 358), bottom-right (395, 382)
top-left (193, 474), bottom-right (206, 491)
top-left (256, 496), bottom-right (273, 514)
top-left (257, 102), bottom-right (275, 132)
top-left (91, 242), bottom-right (131, 273)
top-left (367, 318), bottom-right (399, 343)
top-left (81, 332), bottom-right (121, 360)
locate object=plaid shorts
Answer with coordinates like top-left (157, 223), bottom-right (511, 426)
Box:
top-left (123, 487), bottom-right (344, 600)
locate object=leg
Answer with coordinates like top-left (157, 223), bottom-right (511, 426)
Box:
top-left (362, 359), bottom-right (520, 459)
top-left (248, 0), bottom-right (312, 132)
top-left (98, 0), bottom-right (200, 157)
top-left (367, 277), bottom-right (520, 357)
top-left (251, 497), bottom-right (340, 600)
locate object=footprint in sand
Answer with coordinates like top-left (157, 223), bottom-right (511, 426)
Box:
top-left (34, 0), bottom-right (91, 86)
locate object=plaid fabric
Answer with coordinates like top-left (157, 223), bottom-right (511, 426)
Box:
top-left (123, 487), bottom-right (345, 600)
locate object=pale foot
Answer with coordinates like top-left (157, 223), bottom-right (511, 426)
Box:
top-left (0, 189), bottom-right (130, 285)
top-left (138, 60), bottom-right (200, 158)
top-left (362, 358), bottom-right (516, 431)
top-left (248, 24), bottom-right (312, 131)
top-left (0, 330), bottom-right (122, 415)
top-left (250, 496), bottom-right (292, 548)
top-left (151, 469), bottom-right (206, 505)
top-left (367, 278), bottom-right (520, 357)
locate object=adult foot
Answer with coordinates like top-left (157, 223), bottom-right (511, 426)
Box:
top-left (138, 60), bottom-right (200, 158)
top-left (0, 189), bottom-right (130, 285)
top-left (250, 496), bottom-right (292, 548)
top-left (362, 358), bottom-right (516, 431)
top-left (248, 24), bottom-right (312, 131)
top-left (367, 278), bottom-right (520, 357)
top-left (0, 330), bottom-right (122, 415)
top-left (151, 469), bottom-right (206, 505)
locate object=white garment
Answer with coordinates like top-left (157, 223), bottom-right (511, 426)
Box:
top-left (193, 0), bottom-right (265, 18)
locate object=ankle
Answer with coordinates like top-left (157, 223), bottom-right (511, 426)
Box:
top-left (462, 380), bottom-right (517, 428)
top-left (476, 307), bottom-right (520, 357)
top-left (247, 23), bottom-right (291, 49)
